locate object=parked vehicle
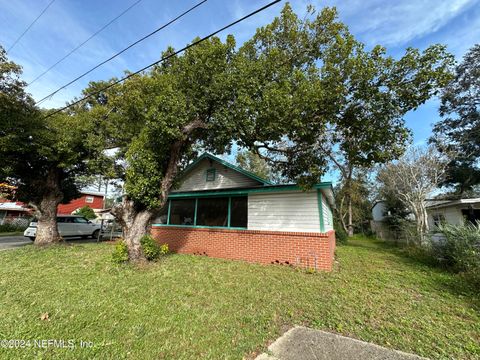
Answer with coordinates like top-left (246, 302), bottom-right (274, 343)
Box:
top-left (24, 215), bottom-right (101, 241)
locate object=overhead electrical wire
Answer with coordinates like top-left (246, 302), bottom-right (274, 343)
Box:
top-left (42, 0), bottom-right (281, 119)
top-left (7, 0), bottom-right (57, 53)
top-left (36, 0), bottom-right (208, 105)
top-left (28, 0), bottom-right (144, 86)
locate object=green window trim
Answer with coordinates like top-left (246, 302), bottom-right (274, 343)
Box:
top-left (317, 190), bottom-right (325, 233)
top-left (193, 198), bottom-right (198, 225)
top-left (227, 197), bottom-right (231, 227)
top-left (166, 200), bottom-right (171, 225)
top-left (206, 168), bottom-right (216, 182)
top-left (157, 196), bottom-right (247, 230)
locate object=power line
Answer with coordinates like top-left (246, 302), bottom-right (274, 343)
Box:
top-left (43, 0), bottom-right (281, 119)
top-left (28, 0), bottom-right (144, 86)
top-left (36, 0), bottom-right (208, 105)
top-left (7, 0), bottom-right (57, 53)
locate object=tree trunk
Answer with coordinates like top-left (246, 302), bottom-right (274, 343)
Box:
top-left (34, 170), bottom-right (63, 245)
top-left (35, 195), bottom-right (61, 245)
top-left (112, 199), bottom-right (154, 263)
top-left (347, 195), bottom-right (354, 237)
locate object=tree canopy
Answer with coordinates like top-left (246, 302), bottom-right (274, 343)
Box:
top-left (76, 4), bottom-right (454, 260)
top-left (431, 44), bottom-right (480, 195)
top-left (0, 46), bottom-right (105, 244)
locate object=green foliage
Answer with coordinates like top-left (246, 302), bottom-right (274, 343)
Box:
top-left (434, 224), bottom-right (480, 284)
top-left (0, 45), bottom-right (107, 222)
top-left (111, 240), bottom-right (129, 264)
top-left (140, 235), bottom-right (162, 261)
top-left (334, 219), bottom-right (348, 244)
top-left (335, 175), bottom-right (372, 234)
top-left (0, 223), bottom-right (26, 233)
top-left (159, 243), bottom-right (169, 255)
top-left (431, 44), bottom-right (480, 194)
top-left (235, 150), bottom-right (275, 182)
top-left (74, 206), bottom-right (97, 220)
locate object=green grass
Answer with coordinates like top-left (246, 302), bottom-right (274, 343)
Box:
top-left (0, 236), bottom-right (478, 359)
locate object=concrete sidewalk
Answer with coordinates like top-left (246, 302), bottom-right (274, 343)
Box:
top-left (256, 327), bottom-right (427, 360)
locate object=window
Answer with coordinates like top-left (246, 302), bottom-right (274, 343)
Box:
top-left (196, 197), bottom-right (228, 227)
top-left (432, 213), bottom-right (445, 228)
top-left (230, 197), bottom-right (247, 228)
top-left (461, 208), bottom-right (480, 225)
top-left (169, 199), bottom-right (195, 225)
top-left (153, 204), bottom-right (169, 224)
top-left (73, 217), bottom-right (89, 223)
top-left (206, 168), bottom-right (216, 182)
top-left (56, 217), bottom-right (65, 223)
top-left (85, 196), bottom-right (94, 203)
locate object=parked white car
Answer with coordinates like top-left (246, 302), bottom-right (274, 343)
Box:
top-left (24, 215), bottom-right (101, 241)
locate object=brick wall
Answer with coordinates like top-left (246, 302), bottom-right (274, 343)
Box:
top-left (151, 226), bottom-right (336, 271)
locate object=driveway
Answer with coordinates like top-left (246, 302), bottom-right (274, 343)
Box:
top-left (256, 327), bottom-right (427, 360)
top-left (0, 235), bottom-right (31, 250)
top-left (0, 235), bottom-right (102, 250)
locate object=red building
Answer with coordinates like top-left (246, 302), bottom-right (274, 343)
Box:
top-left (57, 192), bottom-right (105, 215)
top-left (0, 191), bottom-right (105, 224)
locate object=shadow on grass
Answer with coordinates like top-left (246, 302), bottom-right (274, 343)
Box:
top-left (345, 236), bottom-right (480, 308)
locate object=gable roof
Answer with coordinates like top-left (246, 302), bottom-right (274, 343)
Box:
top-left (180, 153), bottom-right (273, 186)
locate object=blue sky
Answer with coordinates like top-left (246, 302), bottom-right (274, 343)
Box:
top-left (1, 0), bottom-right (479, 171)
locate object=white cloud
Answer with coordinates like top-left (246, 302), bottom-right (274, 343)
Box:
top-left (322, 0), bottom-right (478, 46)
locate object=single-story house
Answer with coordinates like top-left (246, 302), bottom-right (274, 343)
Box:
top-left (371, 198), bottom-right (480, 240)
top-left (0, 199), bottom-right (31, 225)
top-left (426, 198), bottom-right (480, 228)
top-left (151, 153), bottom-right (336, 270)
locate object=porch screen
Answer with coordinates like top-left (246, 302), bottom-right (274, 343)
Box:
top-left (196, 197), bottom-right (228, 227)
top-left (230, 197), bottom-right (247, 228)
top-left (169, 199), bottom-right (195, 225)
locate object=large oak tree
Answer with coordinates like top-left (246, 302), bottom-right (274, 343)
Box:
top-left (0, 46), bottom-right (105, 244)
top-left (81, 4), bottom-right (454, 261)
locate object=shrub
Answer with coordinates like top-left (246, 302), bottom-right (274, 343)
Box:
top-left (140, 235), bottom-right (161, 261)
top-left (111, 240), bottom-right (129, 264)
top-left (433, 223), bottom-right (480, 284)
top-left (74, 206), bottom-right (97, 220)
top-left (334, 220), bottom-right (348, 244)
top-left (159, 243), bottom-right (169, 255)
top-left (0, 218), bottom-right (30, 232)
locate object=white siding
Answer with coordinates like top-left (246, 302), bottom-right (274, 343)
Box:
top-left (175, 158), bottom-right (261, 192)
top-left (427, 206), bottom-right (464, 228)
top-left (248, 191), bottom-right (321, 233)
top-left (321, 191), bottom-right (333, 232)
top-left (372, 202), bottom-right (387, 221)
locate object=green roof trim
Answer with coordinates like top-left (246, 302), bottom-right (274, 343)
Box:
top-left (168, 182), bottom-right (333, 199)
top-left (179, 153), bottom-right (273, 186)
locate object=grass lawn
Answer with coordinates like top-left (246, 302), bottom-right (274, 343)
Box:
top-left (0, 236), bottom-right (478, 359)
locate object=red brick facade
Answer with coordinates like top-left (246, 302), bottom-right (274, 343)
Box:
top-left (151, 226), bottom-right (336, 271)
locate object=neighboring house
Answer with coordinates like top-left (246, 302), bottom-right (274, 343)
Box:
top-left (151, 153), bottom-right (336, 271)
top-left (371, 198), bottom-right (480, 240)
top-left (0, 191), bottom-right (104, 224)
top-left (371, 201), bottom-right (387, 222)
top-left (0, 199), bottom-right (31, 225)
top-left (57, 191), bottom-right (105, 215)
top-left (426, 198), bottom-right (480, 229)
